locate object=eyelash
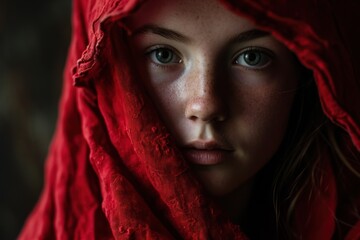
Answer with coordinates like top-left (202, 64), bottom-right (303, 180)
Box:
top-left (232, 47), bottom-right (274, 70)
top-left (145, 45), bottom-right (182, 70)
top-left (145, 45), bottom-right (274, 71)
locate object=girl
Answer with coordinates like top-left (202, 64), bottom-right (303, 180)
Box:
top-left (19, 0), bottom-right (360, 239)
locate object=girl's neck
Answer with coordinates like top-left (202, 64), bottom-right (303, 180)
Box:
top-left (215, 179), bottom-right (254, 224)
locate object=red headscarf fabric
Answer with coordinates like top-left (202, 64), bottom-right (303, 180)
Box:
top-left (19, 0), bottom-right (360, 239)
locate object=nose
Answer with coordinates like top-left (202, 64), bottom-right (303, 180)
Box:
top-left (184, 65), bottom-right (227, 122)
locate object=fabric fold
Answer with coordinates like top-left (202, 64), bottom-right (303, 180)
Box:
top-left (19, 0), bottom-right (360, 239)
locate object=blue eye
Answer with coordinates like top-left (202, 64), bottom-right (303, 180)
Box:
top-left (148, 47), bottom-right (182, 65)
top-left (234, 48), bottom-right (272, 69)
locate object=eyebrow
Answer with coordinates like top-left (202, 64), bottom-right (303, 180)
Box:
top-left (230, 29), bottom-right (270, 44)
top-left (131, 24), bottom-right (270, 44)
top-left (132, 24), bottom-right (191, 42)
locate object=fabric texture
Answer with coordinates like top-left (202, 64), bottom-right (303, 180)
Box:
top-left (19, 0), bottom-right (360, 239)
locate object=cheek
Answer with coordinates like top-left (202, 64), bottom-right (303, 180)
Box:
top-left (145, 80), bottom-right (186, 136)
top-left (230, 83), bottom-right (297, 160)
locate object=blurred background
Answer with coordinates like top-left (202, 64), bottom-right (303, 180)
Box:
top-left (0, 0), bottom-right (71, 239)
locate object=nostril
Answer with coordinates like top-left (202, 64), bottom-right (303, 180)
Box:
top-left (185, 97), bottom-right (227, 122)
top-left (189, 116), bottom-right (198, 121)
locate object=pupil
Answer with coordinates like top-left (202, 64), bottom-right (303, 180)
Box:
top-left (156, 49), bottom-right (172, 63)
top-left (245, 52), bottom-right (260, 65)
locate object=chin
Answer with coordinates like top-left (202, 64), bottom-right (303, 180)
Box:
top-left (193, 166), bottom-right (247, 197)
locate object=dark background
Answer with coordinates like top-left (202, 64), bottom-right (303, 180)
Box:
top-left (0, 0), bottom-right (71, 239)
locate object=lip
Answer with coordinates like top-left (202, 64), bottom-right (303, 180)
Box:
top-left (182, 140), bottom-right (234, 165)
top-left (183, 149), bottom-right (233, 165)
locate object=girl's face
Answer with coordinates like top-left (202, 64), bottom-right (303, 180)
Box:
top-left (126, 0), bottom-right (300, 196)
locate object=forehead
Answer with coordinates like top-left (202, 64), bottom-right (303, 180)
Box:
top-left (125, 0), bottom-right (257, 37)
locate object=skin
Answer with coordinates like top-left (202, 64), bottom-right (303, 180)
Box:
top-left (124, 0), bottom-right (300, 220)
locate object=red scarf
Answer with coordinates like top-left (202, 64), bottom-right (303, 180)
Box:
top-left (19, 0), bottom-right (360, 239)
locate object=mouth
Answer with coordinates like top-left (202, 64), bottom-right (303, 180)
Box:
top-left (182, 140), bottom-right (234, 166)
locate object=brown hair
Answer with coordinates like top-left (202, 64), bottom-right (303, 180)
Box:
top-left (272, 67), bottom-right (360, 239)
